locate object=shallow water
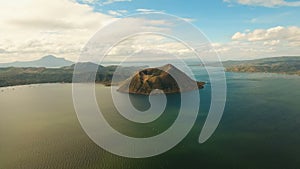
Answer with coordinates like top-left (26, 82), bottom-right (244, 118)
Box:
top-left (0, 71), bottom-right (300, 169)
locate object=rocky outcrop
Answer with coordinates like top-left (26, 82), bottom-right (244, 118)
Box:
top-left (117, 64), bottom-right (205, 95)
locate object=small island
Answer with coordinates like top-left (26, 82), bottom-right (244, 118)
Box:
top-left (117, 64), bottom-right (205, 95)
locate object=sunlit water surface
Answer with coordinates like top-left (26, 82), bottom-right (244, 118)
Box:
top-left (0, 70), bottom-right (300, 169)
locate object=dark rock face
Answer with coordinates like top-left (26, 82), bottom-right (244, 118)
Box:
top-left (117, 64), bottom-right (205, 95)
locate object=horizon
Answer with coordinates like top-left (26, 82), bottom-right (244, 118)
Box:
top-left (1, 54), bottom-right (300, 65)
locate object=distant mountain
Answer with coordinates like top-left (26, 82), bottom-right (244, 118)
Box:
top-left (225, 56), bottom-right (300, 75)
top-left (118, 64), bottom-right (205, 95)
top-left (0, 55), bottom-right (74, 68)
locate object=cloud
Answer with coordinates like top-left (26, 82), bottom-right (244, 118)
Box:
top-left (0, 0), bottom-right (174, 63)
top-left (135, 9), bottom-right (195, 23)
top-left (103, 0), bottom-right (132, 5)
top-left (248, 12), bottom-right (292, 24)
top-left (181, 17), bottom-right (196, 23)
top-left (108, 10), bottom-right (128, 16)
top-left (224, 0), bottom-right (300, 7)
top-left (136, 9), bottom-right (163, 13)
top-left (0, 49), bottom-right (8, 54)
top-left (78, 0), bottom-right (132, 5)
top-left (0, 0), bottom-right (116, 63)
top-left (211, 26), bottom-right (300, 60)
top-left (80, 0), bottom-right (97, 4)
top-left (231, 26), bottom-right (300, 43)
top-left (263, 40), bottom-right (280, 46)
top-left (104, 34), bottom-right (195, 62)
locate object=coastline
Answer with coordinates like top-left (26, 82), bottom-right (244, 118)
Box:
top-left (226, 70), bottom-right (300, 76)
top-left (1, 71), bottom-right (299, 89)
top-left (0, 82), bottom-right (112, 89)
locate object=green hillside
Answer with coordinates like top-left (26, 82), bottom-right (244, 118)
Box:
top-left (0, 63), bottom-right (144, 87)
top-left (224, 56), bottom-right (300, 75)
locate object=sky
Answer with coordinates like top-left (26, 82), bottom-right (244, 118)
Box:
top-left (0, 0), bottom-right (300, 63)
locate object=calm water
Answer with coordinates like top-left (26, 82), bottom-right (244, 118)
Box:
top-left (0, 71), bottom-right (300, 169)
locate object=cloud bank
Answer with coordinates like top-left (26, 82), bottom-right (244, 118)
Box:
top-left (0, 0), bottom-right (114, 63)
top-left (213, 26), bottom-right (300, 60)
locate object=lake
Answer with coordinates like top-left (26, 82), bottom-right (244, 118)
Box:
top-left (0, 71), bottom-right (300, 169)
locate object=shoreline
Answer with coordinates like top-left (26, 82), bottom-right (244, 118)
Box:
top-left (1, 71), bottom-right (299, 89)
top-left (226, 70), bottom-right (300, 76)
top-left (0, 82), bottom-right (111, 89)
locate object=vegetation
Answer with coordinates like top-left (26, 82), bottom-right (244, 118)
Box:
top-left (1, 56), bottom-right (299, 88)
top-left (0, 63), bottom-right (143, 87)
top-left (224, 56), bottom-right (300, 75)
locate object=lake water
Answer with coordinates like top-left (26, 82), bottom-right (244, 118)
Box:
top-left (0, 71), bottom-right (300, 169)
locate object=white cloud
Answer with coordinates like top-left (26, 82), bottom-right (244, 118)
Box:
top-left (103, 0), bottom-right (132, 5)
top-left (0, 0), bottom-right (115, 63)
top-left (213, 26), bottom-right (300, 60)
top-left (231, 26), bottom-right (300, 43)
top-left (80, 0), bottom-right (97, 4)
top-left (263, 40), bottom-right (280, 46)
top-left (0, 0), bottom-right (174, 63)
top-left (248, 12), bottom-right (292, 24)
top-left (224, 0), bottom-right (300, 7)
top-left (135, 9), bottom-right (195, 23)
top-left (136, 8), bottom-right (162, 13)
top-left (79, 0), bottom-right (132, 5)
top-left (108, 10), bottom-right (128, 16)
top-left (104, 34), bottom-right (195, 62)
top-left (181, 17), bottom-right (196, 23)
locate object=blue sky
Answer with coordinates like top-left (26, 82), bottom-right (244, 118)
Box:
top-left (76, 0), bottom-right (300, 43)
top-left (0, 0), bottom-right (299, 62)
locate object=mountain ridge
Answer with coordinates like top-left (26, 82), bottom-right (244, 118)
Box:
top-left (224, 56), bottom-right (300, 75)
top-left (0, 55), bottom-right (74, 68)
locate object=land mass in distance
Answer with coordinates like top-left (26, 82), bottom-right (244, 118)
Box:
top-left (0, 56), bottom-right (299, 88)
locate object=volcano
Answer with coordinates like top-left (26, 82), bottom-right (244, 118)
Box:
top-left (117, 64), bottom-right (205, 95)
